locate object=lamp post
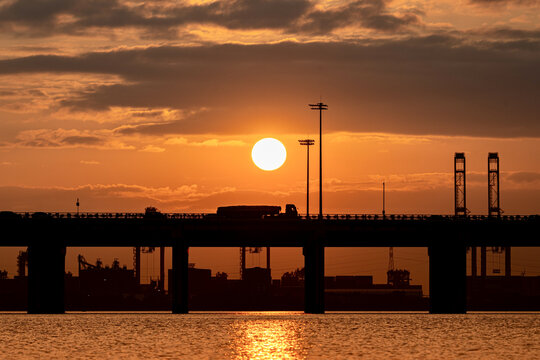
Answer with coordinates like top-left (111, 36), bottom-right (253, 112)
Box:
top-left (309, 102), bottom-right (328, 219)
top-left (382, 182), bottom-right (386, 218)
top-left (299, 139), bottom-right (315, 218)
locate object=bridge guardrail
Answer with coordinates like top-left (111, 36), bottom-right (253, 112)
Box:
top-left (4, 212), bottom-right (538, 221)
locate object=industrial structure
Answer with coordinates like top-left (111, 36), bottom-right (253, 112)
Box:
top-left (455, 152), bottom-right (512, 279)
top-left (454, 152), bottom-right (467, 217)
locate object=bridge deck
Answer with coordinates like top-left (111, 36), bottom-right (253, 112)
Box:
top-left (0, 214), bottom-right (539, 247)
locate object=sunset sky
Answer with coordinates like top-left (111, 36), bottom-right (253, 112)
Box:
top-left (1, 0), bottom-right (540, 288)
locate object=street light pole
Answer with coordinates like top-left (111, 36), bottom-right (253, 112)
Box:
top-left (309, 102), bottom-right (328, 219)
top-left (299, 139), bottom-right (315, 217)
top-left (382, 182), bottom-right (386, 218)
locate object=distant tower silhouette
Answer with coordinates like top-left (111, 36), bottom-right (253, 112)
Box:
top-left (309, 102), bottom-right (328, 219)
top-left (76, 198), bottom-right (80, 216)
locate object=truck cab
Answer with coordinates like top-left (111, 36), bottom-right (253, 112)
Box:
top-left (284, 204), bottom-right (298, 217)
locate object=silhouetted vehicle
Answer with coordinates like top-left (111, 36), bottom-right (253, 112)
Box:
top-left (283, 204), bottom-right (298, 217)
top-left (214, 204), bottom-right (298, 219)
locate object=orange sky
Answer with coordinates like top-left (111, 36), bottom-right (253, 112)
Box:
top-left (1, 0), bottom-right (540, 291)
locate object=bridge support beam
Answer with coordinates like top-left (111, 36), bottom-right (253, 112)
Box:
top-left (429, 243), bottom-right (467, 314)
top-left (172, 244), bottom-right (189, 314)
top-left (480, 246), bottom-right (487, 278)
top-left (27, 244), bottom-right (66, 314)
top-left (303, 243), bottom-right (325, 314)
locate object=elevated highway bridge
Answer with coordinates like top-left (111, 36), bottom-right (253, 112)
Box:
top-left (1, 212), bottom-right (539, 314)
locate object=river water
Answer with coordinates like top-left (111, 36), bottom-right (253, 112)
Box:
top-left (0, 312), bottom-right (539, 359)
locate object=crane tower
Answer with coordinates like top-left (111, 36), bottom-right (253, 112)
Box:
top-left (454, 153), bottom-right (467, 217)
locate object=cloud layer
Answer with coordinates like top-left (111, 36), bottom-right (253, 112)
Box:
top-left (0, 0), bottom-right (421, 37)
top-left (1, 35), bottom-right (539, 138)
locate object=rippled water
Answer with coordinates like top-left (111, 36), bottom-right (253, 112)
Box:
top-left (0, 312), bottom-right (539, 359)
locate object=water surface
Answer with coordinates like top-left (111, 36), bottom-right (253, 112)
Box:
top-left (0, 312), bottom-right (539, 359)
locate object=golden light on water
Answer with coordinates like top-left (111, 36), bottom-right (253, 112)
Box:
top-left (227, 313), bottom-right (307, 359)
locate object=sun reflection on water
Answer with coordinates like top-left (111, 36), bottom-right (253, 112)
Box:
top-left (227, 312), bottom-right (308, 359)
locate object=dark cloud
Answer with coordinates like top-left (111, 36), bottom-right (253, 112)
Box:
top-left (507, 172), bottom-right (540, 183)
top-left (170, 0), bottom-right (312, 30)
top-left (20, 139), bottom-right (60, 147)
top-left (13, 130), bottom-right (105, 148)
top-left (0, 0), bottom-right (417, 37)
top-left (293, 0), bottom-right (420, 34)
top-left (475, 28), bottom-right (540, 40)
top-left (26, 89), bottom-right (46, 96)
top-left (61, 135), bottom-right (102, 145)
top-left (1, 36), bottom-right (539, 137)
top-left (469, 0), bottom-right (539, 5)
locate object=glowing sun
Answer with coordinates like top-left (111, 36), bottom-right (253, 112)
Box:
top-left (251, 138), bottom-right (287, 171)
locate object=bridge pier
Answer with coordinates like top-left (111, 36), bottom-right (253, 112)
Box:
top-left (172, 244), bottom-right (189, 314)
top-left (480, 246), bottom-right (487, 278)
top-left (27, 244), bottom-right (66, 314)
top-left (429, 242), bottom-right (467, 314)
top-left (303, 243), bottom-right (325, 314)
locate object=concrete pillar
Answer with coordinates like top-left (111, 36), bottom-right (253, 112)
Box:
top-left (266, 246), bottom-right (271, 276)
top-left (429, 242), bottom-right (467, 314)
top-left (480, 246), bottom-right (487, 278)
top-left (172, 244), bottom-right (189, 314)
top-left (27, 244), bottom-right (66, 314)
top-left (240, 247), bottom-right (246, 280)
top-left (471, 247), bottom-right (477, 277)
top-left (303, 243), bottom-right (325, 314)
top-left (135, 246), bottom-right (141, 285)
top-left (159, 246), bottom-right (165, 292)
top-left (505, 247), bottom-right (511, 278)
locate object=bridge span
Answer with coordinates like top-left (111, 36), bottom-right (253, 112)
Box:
top-left (1, 213), bottom-right (539, 315)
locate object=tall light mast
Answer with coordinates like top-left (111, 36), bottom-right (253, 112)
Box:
top-left (299, 139), bottom-right (315, 217)
top-left (309, 102), bottom-right (328, 219)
